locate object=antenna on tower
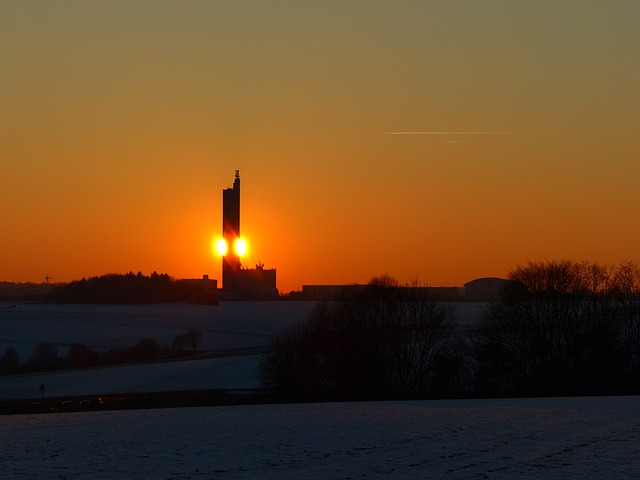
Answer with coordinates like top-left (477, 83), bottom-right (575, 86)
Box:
top-left (235, 169), bottom-right (239, 178)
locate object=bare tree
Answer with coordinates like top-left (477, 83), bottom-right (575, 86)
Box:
top-left (171, 328), bottom-right (203, 355)
top-left (185, 328), bottom-right (202, 352)
top-left (475, 260), bottom-right (631, 394)
top-left (261, 276), bottom-right (458, 397)
top-left (612, 261), bottom-right (640, 370)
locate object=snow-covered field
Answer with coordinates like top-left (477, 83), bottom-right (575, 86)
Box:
top-left (0, 302), bottom-right (318, 360)
top-left (0, 355), bottom-right (263, 400)
top-left (0, 302), bottom-right (485, 400)
top-left (0, 302), bottom-right (316, 399)
top-left (2, 303), bottom-right (639, 478)
top-left (3, 395), bottom-right (640, 479)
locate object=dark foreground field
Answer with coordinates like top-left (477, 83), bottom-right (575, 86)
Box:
top-left (3, 395), bottom-right (640, 479)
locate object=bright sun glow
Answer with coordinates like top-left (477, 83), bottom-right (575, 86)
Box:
top-left (214, 238), bottom-right (228, 256)
top-left (234, 238), bottom-right (247, 256)
top-left (214, 237), bottom-right (247, 256)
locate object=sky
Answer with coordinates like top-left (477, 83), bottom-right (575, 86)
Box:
top-left (1, 1), bottom-right (639, 293)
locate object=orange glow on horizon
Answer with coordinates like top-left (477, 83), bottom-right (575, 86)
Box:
top-left (1, 3), bottom-right (639, 295)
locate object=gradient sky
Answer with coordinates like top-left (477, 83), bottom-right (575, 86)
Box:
top-left (2, 1), bottom-right (639, 293)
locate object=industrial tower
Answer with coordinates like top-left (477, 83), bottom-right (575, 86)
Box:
top-left (219, 170), bottom-right (277, 298)
top-left (222, 170), bottom-right (241, 293)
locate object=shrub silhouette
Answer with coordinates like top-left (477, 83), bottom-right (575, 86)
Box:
top-left (171, 328), bottom-right (203, 355)
top-left (66, 343), bottom-right (101, 369)
top-left (28, 343), bottom-right (61, 372)
top-left (0, 347), bottom-right (20, 374)
top-left (0, 328), bottom-right (207, 376)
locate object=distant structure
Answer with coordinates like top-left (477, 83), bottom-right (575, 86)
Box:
top-left (222, 170), bottom-right (241, 294)
top-left (463, 277), bottom-right (509, 301)
top-left (237, 261), bottom-right (278, 299)
top-left (298, 279), bottom-right (507, 302)
top-left (181, 275), bottom-right (218, 305)
top-left (220, 171), bottom-right (277, 299)
top-left (300, 285), bottom-right (464, 301)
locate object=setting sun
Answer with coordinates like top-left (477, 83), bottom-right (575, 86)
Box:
top-left (234, 238), bottom-right (247, 257)
top-left (213, 237), bottom-right (247, 257)
top-left (214, 238), bottom-right (228, 256)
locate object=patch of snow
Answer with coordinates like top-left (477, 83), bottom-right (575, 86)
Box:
top-left (0, 302), bottom-right (315, 357)
top-left (0, 303), bottom-right (317, 399)
top-left (0, 355), bottom-right (262, 400)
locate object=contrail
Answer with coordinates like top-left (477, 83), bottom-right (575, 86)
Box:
top-left (383, 131), bottom-right (563, 135)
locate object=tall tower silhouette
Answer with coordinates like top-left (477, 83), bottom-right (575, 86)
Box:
top-left (222, 170), bottom-right (240, 293)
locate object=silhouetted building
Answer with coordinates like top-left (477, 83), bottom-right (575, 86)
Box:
top-left (300, 284), bottom-right (464, 301)
top-left (299, 279), bottom-right (514, 302)
top-left (464, 277), bottom-right (508, 301)
top-left (220, 171), bottom-right (277, 299)
top-left (428, 286), bottom-right (466, 301)
top-left (222, 170), bottom-right (241, 293)
top-left (237, 262), bottom-right (278, 299)
top-left (181, 275), bottom-right (218, 305)
top-left (301, 284), bottom-right (368, 301)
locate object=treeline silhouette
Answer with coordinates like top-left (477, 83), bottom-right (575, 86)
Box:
top-left (261, 261), bottom-right (640, 399)
top-left (474, 260), bottom-right (640, 396)
top-left (50, 272), bottom-right (217, 304)
top-left (0, 328), bottom-right (202, 375)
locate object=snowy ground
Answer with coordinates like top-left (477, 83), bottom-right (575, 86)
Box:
top-left (0, 302), bottom-right (315, 399)
top-left (2, 303), bottom-right (639, 478)
top-left (2, 395), bottom-right (640, 479)
top-left (0, 355), bottom-right (263, 400)
top-left (0, 302), bottom-right (485, 400)
top-left (0, 302), bottom-right (318, 360)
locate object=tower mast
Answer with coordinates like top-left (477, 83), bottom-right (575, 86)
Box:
top-left (222, 170), bottom-right (241, 293)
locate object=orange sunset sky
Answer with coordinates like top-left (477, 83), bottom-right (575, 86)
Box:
top-left (2, 1), bottom-right (639, 294)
